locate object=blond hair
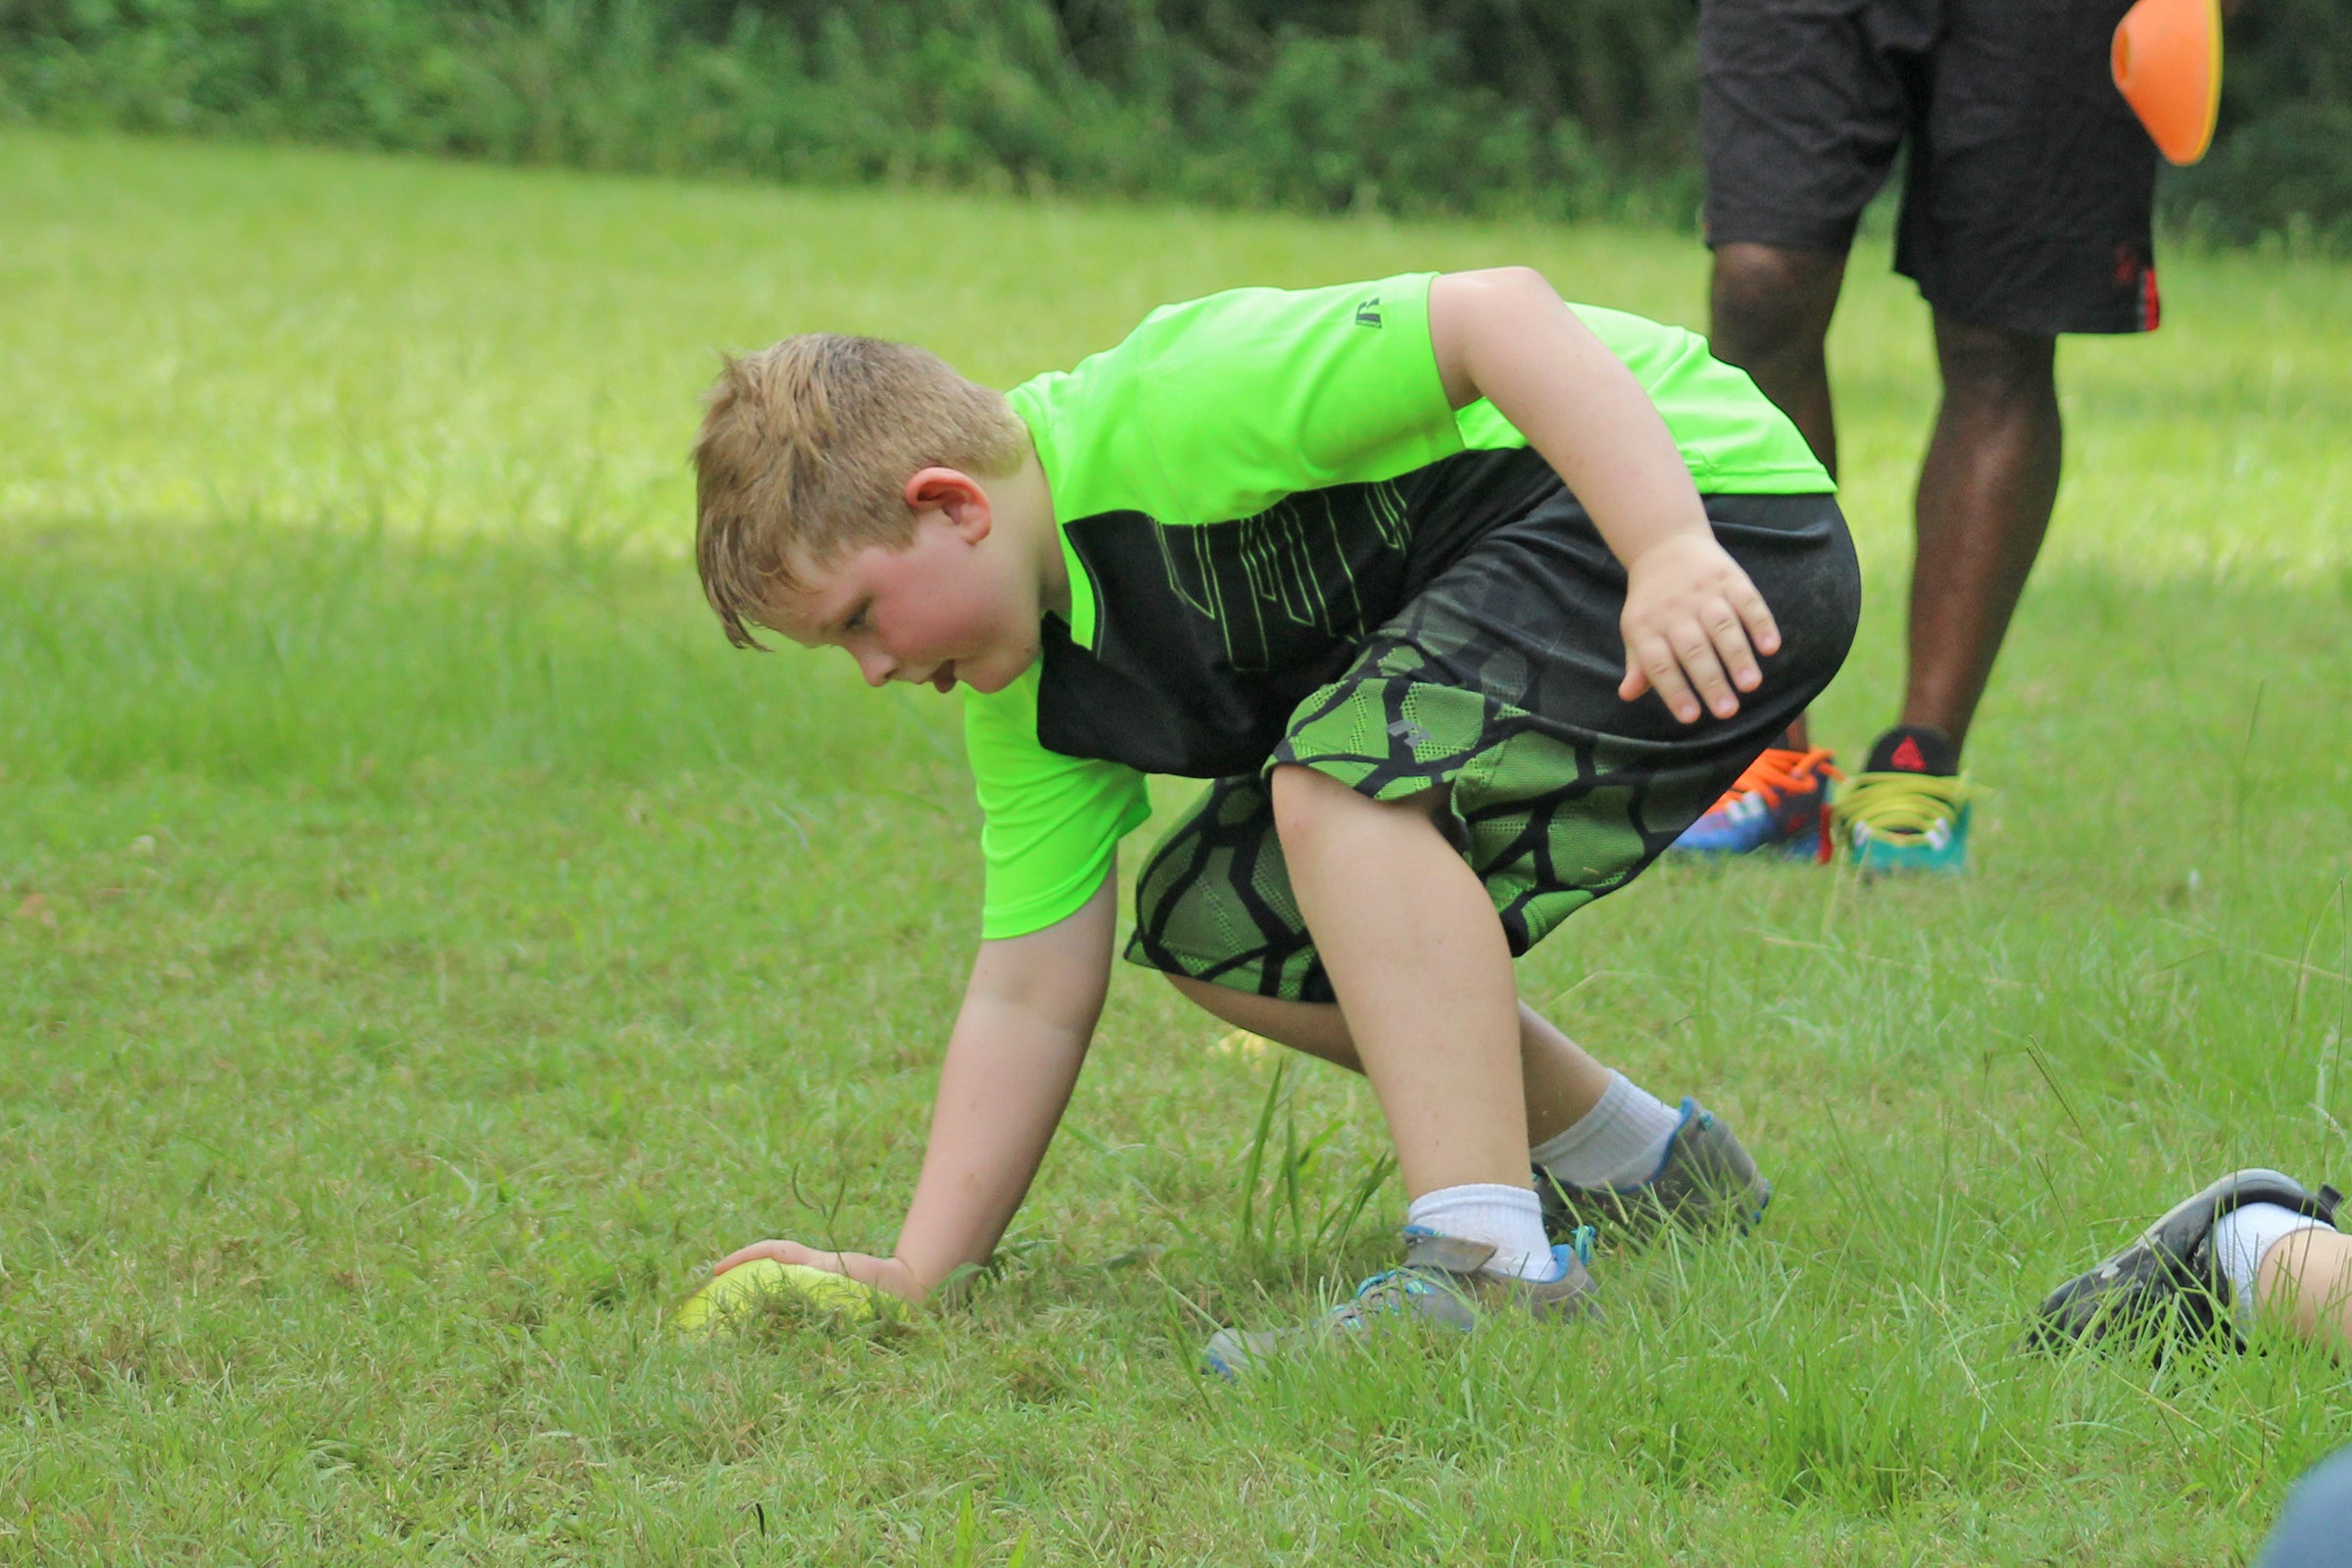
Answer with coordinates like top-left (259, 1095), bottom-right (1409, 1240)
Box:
top-left (692, 334), bottom-right (1028, 648)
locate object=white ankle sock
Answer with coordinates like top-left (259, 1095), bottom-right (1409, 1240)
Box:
top-left (1530, 1072), bottom-right (1682, 1190)
top-left (2213, 1201), bottom-right (2331, 1326)
top-left (1405, 1183), bottom-right (1561, 1282)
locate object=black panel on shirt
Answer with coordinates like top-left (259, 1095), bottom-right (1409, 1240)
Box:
top-left (1034, 446), bottom-right (1562, 778)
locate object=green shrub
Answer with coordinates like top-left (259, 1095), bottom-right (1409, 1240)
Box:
top-left (0, 0), bottom-right (2341, 240)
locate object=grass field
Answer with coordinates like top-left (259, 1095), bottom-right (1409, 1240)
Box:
top-left (4, 131), bottom-right (2351, 1564)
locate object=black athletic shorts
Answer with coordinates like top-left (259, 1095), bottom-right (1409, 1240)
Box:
top-left (1698, 0), bottom-right (2162, 336)
top-left (1122, 490), bottom-right (1861, 1004)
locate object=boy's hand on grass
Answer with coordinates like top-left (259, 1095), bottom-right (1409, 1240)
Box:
top-left (714, 1239), bottom-right (927, 1302)
top-left (1617, 531), bottom-right (1782, 724)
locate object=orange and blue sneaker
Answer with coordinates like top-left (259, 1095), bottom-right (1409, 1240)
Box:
top-left (1670, 746), bottom-right (1840, 860)
top-left (1832, 725), bottom-right (1977, 874)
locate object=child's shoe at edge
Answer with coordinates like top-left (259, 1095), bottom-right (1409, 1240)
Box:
top-left (1537, 1099), bottom-right (1772, 1248)
top-left (2024, 1169), bottom-right (2342, 1354)
top-left (1201, 1227), bottom-right (1598, 1379)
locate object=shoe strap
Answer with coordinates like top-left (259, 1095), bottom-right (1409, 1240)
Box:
top-left (1399, 1233), bottom-right (1498, 1276)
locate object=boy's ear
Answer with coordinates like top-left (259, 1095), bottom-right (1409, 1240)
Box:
top-left (905, 467), bottom-right (992, 543)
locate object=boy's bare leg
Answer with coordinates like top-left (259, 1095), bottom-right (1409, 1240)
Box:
top-left (2256, 1225), bottom-right (2352, 1356)
top-left (1166, 981), bottom-right (1611, 1149)
top-left (1904, 314), bottom-right (2062, 754)
top-left (1261, 763), bottom-right (1532, 1198)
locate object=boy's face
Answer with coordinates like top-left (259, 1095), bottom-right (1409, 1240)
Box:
top-left (765, 497), bottom-right (1040, 696)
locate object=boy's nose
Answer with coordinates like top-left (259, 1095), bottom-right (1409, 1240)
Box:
top-left (855, 650), bottom-right (894, 687)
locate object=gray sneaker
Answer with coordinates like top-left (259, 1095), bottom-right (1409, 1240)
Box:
top-left (1536, 1098), bottom-right (1771, 1248)
top-left (2025, 1168), bottom-right (2342, 1354)
top-left (1201, 1227), bottom-right (1599, 1379)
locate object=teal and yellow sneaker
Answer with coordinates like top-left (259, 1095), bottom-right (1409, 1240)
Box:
top-left (1669, 747), bottom-right (1841, 860)
top-left (1833, 726), bottom-right (1977, 873)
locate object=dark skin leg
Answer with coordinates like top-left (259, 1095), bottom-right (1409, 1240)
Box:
top-left (1708, 244), bottom-right (2065, 760)
top-left (1904, 313), bottom-right (2061, 754)
top-left (1708, 242), bottom-right (1848, 478)
top-left (1707, 243), bottom-right (1850, 753)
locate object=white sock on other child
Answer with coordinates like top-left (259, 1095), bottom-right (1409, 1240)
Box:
top-left (1406, 1184), bottom-right (1561, 1282)
top-left (2213, 1202), bottom-right (2333, 1327)
top-left (1530, 1071), bottom-right (1681, 1190)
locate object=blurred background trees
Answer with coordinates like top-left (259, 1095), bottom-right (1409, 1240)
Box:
top-left (2, 0), bottom-right (2342, 244)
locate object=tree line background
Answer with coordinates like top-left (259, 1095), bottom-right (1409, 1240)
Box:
top-left (3, 0), bottom-right (2346, 244)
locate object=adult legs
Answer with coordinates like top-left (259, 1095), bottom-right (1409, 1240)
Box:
top-left (1904, 313), bottom-right (2061, 755)
top-left (1711, 252), bottom-right (2065, 762)
top-left (1707, 242), bottom-right (1849, 750)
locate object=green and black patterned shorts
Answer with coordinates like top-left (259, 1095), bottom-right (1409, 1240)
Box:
top-left (1122, 490), bottom-right (1860, 1003)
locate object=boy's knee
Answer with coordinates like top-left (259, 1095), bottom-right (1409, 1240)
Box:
top-left (1270, 766), bottom-right (1442, 851)
top-left (1269, 763), bottom-right (1351, 852)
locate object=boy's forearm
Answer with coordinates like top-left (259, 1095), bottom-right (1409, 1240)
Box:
top-left (888, 871), bottom-right (1116, 1293)
top-left (890, 989), bottom-right (1095, 1291)
top-left (1428, 268), bottom-right (1711, 570)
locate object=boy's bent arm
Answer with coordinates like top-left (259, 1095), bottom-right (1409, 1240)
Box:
top-left (712, 867), bottom-right (1117, 1301)
top-left (1427, 267), bottom-right (1784, 726)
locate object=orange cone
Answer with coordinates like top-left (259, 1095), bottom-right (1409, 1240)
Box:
top-left (2112, 0), bottom-right (2224, 166)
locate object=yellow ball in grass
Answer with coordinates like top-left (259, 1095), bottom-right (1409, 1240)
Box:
top-left (673, 1258), bottom-right (880, 1334)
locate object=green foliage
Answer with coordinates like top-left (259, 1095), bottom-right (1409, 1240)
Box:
top-left (8, 0), bottom-right (2348, 239)
top-left (0, 0), bottom-right (1690, 220)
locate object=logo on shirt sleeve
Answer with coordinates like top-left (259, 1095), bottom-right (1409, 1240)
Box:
top-left (1353, 296), bottom-right (1383, 328)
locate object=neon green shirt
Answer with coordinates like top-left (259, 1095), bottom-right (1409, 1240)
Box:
top-left (965, 271), bottom-right (1831, 938)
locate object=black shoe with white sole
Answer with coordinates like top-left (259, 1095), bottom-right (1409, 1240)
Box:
top-left (2026, 1168), bottom-right (2342, 1353)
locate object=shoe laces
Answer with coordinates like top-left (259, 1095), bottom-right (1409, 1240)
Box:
top-left (1322, 1266), bottom-right (1442, 1332)
top-left (1348, 1268), bottom-right (1433, 1301)
top-left (1830, 769), bottom-right (1980, 842)
top-left (1706, 746), bottom-right (1841, 816)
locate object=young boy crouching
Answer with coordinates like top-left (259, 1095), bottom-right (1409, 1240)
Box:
top-left (690, 268), bottom-right (1859, 1370)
